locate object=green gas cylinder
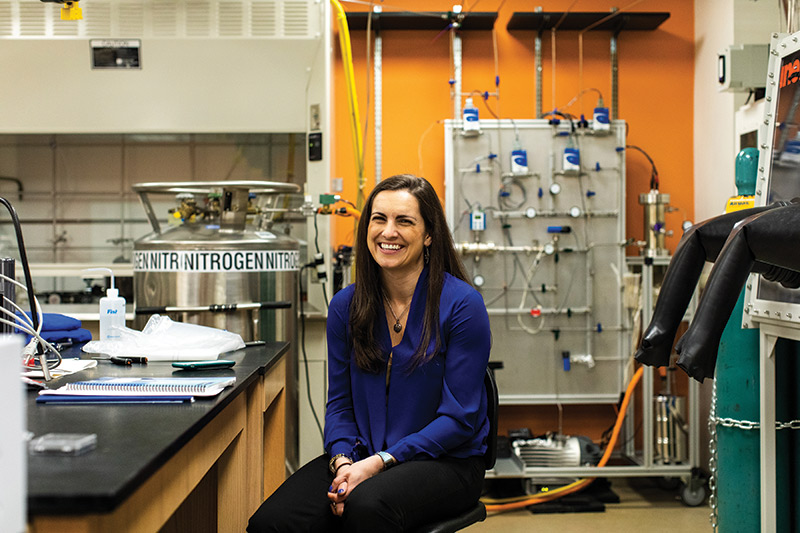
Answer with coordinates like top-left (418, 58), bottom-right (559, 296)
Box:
top-left (723, 147), bottom-right (758, 213)
top-left (715, 293), bottom-right (761, 531)
top-left (734, 147), bottom-right (758, 195)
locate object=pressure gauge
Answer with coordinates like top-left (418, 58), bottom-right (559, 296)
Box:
top-left (473, 274), bottom-right (485, 287)
top-left (525, 207), bottom-right (537, 219)
top-left (549, 182), bottom-right (561, 195)
top-left (543, 242), bottom-right (556, 255)
top-left (569, 206), bottom-right (582, 218)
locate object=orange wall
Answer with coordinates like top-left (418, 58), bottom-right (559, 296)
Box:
top-left (331, 0), bottom-right (695, 255)
top-left (329, 1), bottom-right (695, 443)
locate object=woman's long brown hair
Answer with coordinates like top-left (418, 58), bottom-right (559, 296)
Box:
top-left (350, 174), bottom-right (469, 373)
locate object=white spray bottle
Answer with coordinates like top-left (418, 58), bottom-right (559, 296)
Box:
top-left (85, 267), bottom-right (126, 341)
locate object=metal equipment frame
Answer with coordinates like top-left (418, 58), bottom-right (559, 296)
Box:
top-left (444, 119), bottom-right (702, 493)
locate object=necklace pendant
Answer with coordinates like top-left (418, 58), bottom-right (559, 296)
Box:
top-left (393, 322), bottom-right (402, 333)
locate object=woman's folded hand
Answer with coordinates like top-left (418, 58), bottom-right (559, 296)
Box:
top-left (327, 455), bottom-right (385, 515)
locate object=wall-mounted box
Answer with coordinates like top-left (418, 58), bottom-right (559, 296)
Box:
top-left (718, 43), bottom-right (769, 92)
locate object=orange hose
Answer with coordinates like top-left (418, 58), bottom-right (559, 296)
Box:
top-left (342, 206), bottom-right (361, 220)
top-left (484, 366), bottom-right (644, 513)
top-left (596, 366), bottom-right (643, 467)
top-left (330, 205), bottom-right (361, 220)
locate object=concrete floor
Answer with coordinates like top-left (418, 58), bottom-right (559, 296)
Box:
top-left (468, 478), bottom-right (710, 533)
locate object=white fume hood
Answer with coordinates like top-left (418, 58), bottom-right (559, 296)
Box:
top-left (0, 0), bottom-right (329, 133)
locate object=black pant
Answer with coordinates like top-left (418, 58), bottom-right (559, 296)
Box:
top-left (247, 454), bottom-right (486, 532)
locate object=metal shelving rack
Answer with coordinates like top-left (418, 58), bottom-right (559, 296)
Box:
top-left (622, 256), bottom-right (701, 482)
top-left (505, 11), bottom-right (670, 118)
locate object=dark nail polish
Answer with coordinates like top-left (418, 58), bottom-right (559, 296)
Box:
top-left (338, 488), bottom-right (344, 494)
top-left (328, 485), bottom-right (333, 492)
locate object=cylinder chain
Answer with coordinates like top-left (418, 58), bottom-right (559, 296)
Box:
top-left (708, 381), bottom-right (718, 531)
top-left (713, 417), bottom-right (800, 430)
top-left (709, 387), bottom-right (800, 531)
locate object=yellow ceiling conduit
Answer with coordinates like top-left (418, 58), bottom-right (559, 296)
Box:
top-left (330, 0), bottom-right (366, 213)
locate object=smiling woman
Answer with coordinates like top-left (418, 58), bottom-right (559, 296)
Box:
top-left (367, 189), bottom-right (432, 337)
top-left (351, 175), bottom-right (471, 373)
top-left (367, 189), bottom-right (432, 279)
top-left (248, 174), bottom-right (493, 532)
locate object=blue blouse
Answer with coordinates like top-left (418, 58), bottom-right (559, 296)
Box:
top-left (323, 267), bottom-right (492, 463)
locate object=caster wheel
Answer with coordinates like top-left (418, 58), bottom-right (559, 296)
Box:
top-left (680, 481), bottom-right (706, 507)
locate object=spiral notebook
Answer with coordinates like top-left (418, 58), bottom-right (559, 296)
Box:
top-left (38, 376), bottom-right (236, 399)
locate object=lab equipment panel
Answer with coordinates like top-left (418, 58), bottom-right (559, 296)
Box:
top-left (445, 119), bottom-right (628, 403)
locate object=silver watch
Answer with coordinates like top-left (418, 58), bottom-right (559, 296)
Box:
top-left (376, 451), bottom-right (396, 470)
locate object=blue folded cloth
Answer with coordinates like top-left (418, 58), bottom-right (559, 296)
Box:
top-left (34, 328), bottom-right (92, 343)
top-left (15, 312), bottom-right (82, 332)
top-left (14, 312), bottom-right (90, 345)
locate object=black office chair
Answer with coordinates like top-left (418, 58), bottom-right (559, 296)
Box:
top-left (413, 366), bottom-right (499, 533)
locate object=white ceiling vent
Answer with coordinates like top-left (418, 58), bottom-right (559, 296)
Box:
top-left (151, 1), bottom-right (179, 36)
top-left (84, 2), bottom-right (111, 36)
top-left (0, 3), bottom-right (11, 36)
top-left (219, 1), bottom-right (245, 36)
top-left (17, 2), bottom-right (46, 36)
top-left (283, 1), bottom-right (309, 37)
top-left (0, 0), bottom-right (317, 39)
top-left (251, 1), bottom-right (277, 36)
top-left (117, 3), bottom-right (146, 36)
top-left (185, 2), bottom-right (212, 36)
